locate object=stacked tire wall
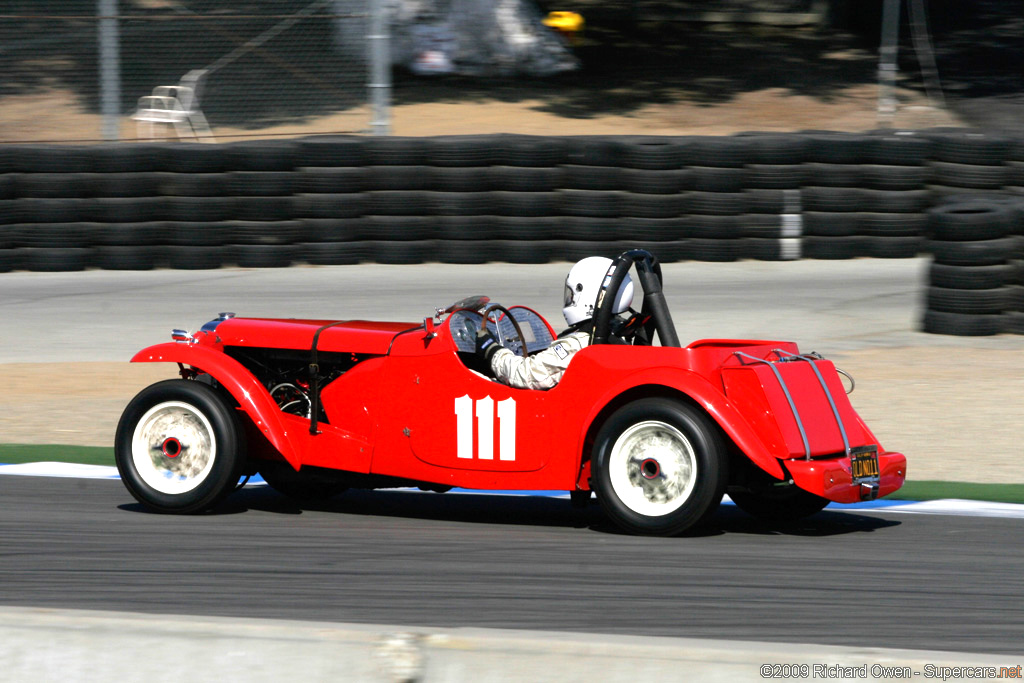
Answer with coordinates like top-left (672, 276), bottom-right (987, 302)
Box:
top-left (0, 130), bottom-right (1022, 277)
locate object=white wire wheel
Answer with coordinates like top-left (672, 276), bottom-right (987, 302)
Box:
top-left (131, 400), bottom-right (217, 495)
top-left (115, 379), bottom-right (243, 513)
top-left (606, 420), bottom-right (698, 518)
top-left (592, 398), bottom-right (726, 536)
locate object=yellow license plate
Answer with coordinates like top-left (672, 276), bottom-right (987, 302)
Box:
top-left (851, 446), bottom-right (880, 481)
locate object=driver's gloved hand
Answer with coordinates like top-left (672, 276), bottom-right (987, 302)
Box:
top-left (475, 326), bottom-right (499, 361)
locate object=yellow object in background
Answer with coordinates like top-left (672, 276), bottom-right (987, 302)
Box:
top-left (543, 11), bottom-right (584, 45)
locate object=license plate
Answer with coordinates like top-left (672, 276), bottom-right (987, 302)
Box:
top-left (851, 446), bottom-right (880, 482)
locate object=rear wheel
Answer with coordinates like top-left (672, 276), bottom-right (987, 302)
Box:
top-left (591, 398), bottom-right (726, 535)
top-left (115, 380), bottom-right (244, 513)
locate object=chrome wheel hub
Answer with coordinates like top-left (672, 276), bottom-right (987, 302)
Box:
top-left (608, 420), bottom-right (697, 516)
top-left (131, 401), bottom-right (216, 495)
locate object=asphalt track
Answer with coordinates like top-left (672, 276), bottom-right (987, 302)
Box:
top-left (0, 474), bottom-right (1022, 656)
top-left (3, 259), bottom-right (1024, 660)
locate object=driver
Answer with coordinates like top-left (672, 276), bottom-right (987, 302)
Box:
top-left (475, 256), bottom-right (633, 390)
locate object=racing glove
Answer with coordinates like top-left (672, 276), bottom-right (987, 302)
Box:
top-left (475, 326), bottom-right (500, 361)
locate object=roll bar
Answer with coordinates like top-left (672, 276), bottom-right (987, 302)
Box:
top-left (592, 249), bottom-right (680, 348)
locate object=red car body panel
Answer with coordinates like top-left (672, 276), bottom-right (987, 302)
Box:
top-left (131, 308), bottom-right (906, 502)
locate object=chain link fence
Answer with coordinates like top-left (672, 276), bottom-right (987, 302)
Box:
top-left (1, 0), bottom-right (384, 143)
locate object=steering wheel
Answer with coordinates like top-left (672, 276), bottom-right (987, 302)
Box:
top-left (480, 304), bottom-right (529, 359)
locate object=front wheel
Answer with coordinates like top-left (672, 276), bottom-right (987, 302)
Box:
top-left (591, 398), bottom-right (727, 536)
top-left (115, 379), bottom-right (244, 513)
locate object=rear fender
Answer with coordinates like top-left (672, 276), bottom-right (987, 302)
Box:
top-left (130, 343), bottom-right (300, 469)
top-left (578, 366), bottom-right (786, 484)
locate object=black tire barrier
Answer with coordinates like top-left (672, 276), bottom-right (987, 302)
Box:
top-left (1003, 311), bottom-right (1024, 335)
top-left (296, 241), bottom-right (364, 265)
top-left (6, 131), bottom-right (1024, 275)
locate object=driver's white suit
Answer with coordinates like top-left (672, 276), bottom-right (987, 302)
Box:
top-left (485, 327), bottom-right (590, 390)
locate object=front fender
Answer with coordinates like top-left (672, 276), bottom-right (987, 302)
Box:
top-left (131, 343), bottom-right (300, 469)
top-left (580, 365), bottom-right (786, 480)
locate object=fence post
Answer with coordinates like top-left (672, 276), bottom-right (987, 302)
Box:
top-left (368, 0), bottom-right (391, 135)
top-left (98, 0), bottom-right (122, 141)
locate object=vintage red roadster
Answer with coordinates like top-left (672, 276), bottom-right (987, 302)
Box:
top-left (115, 250), bottom-right (906, 535)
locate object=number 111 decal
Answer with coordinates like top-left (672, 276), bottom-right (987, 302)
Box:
top-left (454, 395), bottom-right (516, 461)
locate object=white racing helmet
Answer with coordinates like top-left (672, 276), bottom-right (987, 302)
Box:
top-left (562, 256), bottom-right (634, 326)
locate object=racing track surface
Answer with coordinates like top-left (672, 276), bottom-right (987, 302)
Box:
top-left (1, 475), bottom-right (1022, 656)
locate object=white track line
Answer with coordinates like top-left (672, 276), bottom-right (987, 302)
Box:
top-left (3, 462), bottom-right (1024, 519)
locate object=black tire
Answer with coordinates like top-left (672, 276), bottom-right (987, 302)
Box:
top-left (115, 379), bottom-right (244, 513)
top-left (729, 486), bottom-right (829, 521)
top-left (487, 166), bottom-right (561, 192)
top-left (560, 216), bottom-right (620, 240)
top-left (802, 236), bottom-right (870, 259)
top-left (258, 462), bottom-right (348, 503)
top-left (156, 173), bottom-right (232, 197)
top-left (223, 141), bottom-right (298, 172)
top-left (859, 213), bottom-right (928, 237)
top-left (168, 197), bottom-right (237, 223)
top-left (563, 137), bottom-right (625, 167)
top-left (297, 241), bottom-right (365, 265)
top-left (743, 165), bottom-right (802, 190)
top-left (688, 191), bottom-right (746, 216)
top-left (925, 286), bottom-right (1009, 315)
top-left (235, 197), bottom-right (296, 222)
top-left (20, 247), bottom-right (91, 271)
top-left (744, 188), bottom-right (800, 214)
top-left (619, 137), bottom-right (686, 170)
top-left (426, 135), bottom-right (497, 167)
top-left (17, 222), bottom-right (101, 248)
top-left (591, 398), bottom-right (727, 536)
top-left (165, 222), bottom-right (231, 247)
top-left (866, 134), bottom-right (934, 166)
top-left (228, 244), bottom-right (295, 268)
top-left (294, 193), bottom-right (367, 219)
top-left (689, 215), bottom-right (741, 239)
top-left (364, 137), bottom-right (429, 166)
top-left (165, 144), bottom-right (228, 174)
top-left (690, 237), bottom-right (740, 262)
top-left (429, 167), bottom-right (491, 192)
top-left (559, 189), bottom-right (623, 218)
top-left (927, 237), bottom-right (1016, 266)
top-left (860, 164), bottom-right (929, 191)
top-left (930, 131), bottom-right (1010, 166)
top-left (98, 173), bottom-right (167, 198)
top-left (928, 202), bottom-right (1012, 241)
top-left (740, 132), bottom-right (808, 165)
top-left (928, 263), bottom-right (1014, 290)
top-left (800, 163), bottom-right (862, 188)
top-left (1003, 311), bottom-right (1024, 335)
top-left (300, 167), bottom-right (369, 193)
top-left (296, 136), bottom-right (368, 167)
top-left (621, 193), bottom-right (687, 219)
top-left (227, 171), bottom-right (297, 197)
top-left (922, 309), bottom-right (1003, 336)
top-left (561, 165), bottom-right (623, 191)
top-left (496, 135), bottom-right (567, 167)
top-left (95, 245), bottom-right (163, 270)
top-left (366, 239), bottom-right (438, 264)
top-left (166, 245), bottom-right (224, 270)
top-left (867, 236), bottom-right (924, 259)
top-left (685, 136), bottom-right (750, 168)
top-left (803, 132), bottom-right (869, 164)
top-left (492, 239), bottom-right (553, 263)
top-left (619, 216), bottom-right (690, 241)
top-left (13, 173), bottom-right (100, 198)
top-left (621, 168), bottom-right (692, 195)
top-left (692, 166), bottom-right (749, 192)
top-left (429, 192), bottom-right (495, 217)
top-left (929, 162), bottom-right (1009, 190)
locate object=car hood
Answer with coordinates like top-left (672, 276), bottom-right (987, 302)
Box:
top-left (213, 318), bottom-right (419, 355)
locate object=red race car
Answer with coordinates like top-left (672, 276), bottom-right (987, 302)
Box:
top-left (115, 249), bottom-right (906, 535)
